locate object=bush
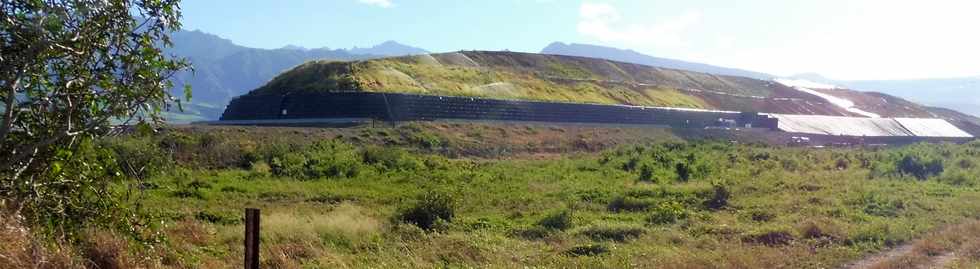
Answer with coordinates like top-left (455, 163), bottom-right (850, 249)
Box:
top-left (510, 226), bottom-right (552, 240)
top-left (747, 209), bottom-right (776, 222)
top-left (742, 228), bottom-right (795, 246)
top-left (675, 162), bottom-right (691, 182)
top-left (578, 223), bottom-right (646, 242)
top-left (858, 192), bottom-right (905, 217)
top-left (798, 220), bottom-right (843, 240)
top-left (361, 146), bottom-right (422, 171)
top-left (194, 211), bottom-right (240, 225)
top-left (607, 196), bottom-right (656, 212)
top-left (397, 191), bottom-right (457, 231)
top-left (638, 164), bottom-right (654, 182)
top-left (938, 170), bottom-right (975, 186)
top-left (537, 210), bottom-right (574, 231)
top-left (647, 201), bottom-right (689, 225)
top-left (704, 184), bottom-right (731, 210)
top-left (897, 155), bottom-right (944, 180)
top-left (268, 140), bottom-right (362, 179)
top-left (101, 136), bottom-right (172, 180)
top-left (564, 244), bottom-right (609, 257)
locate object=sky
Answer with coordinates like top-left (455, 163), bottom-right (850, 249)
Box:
top-left (180, 0), bottom-right (980, 81)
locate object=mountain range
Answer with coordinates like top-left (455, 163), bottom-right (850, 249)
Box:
top-left (164, 30), bottom-right (428, 121)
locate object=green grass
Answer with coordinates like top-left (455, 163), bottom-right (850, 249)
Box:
top-left (248, 52), bottom-right (722, 109)
top-left (104, 127), bottom-right (980, 268)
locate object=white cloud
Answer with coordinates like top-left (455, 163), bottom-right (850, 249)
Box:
top-left (357, 0), bottom-right (393, 8)
top-left (577, 2), bottom-right (700, 48)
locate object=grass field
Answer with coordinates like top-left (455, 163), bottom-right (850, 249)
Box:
top-left (44, 123), bottom-right (975, 268)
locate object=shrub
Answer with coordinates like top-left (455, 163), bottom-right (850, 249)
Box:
top-left (743, 228), bottom-right (795, 246)
top-left (268, 140), bottom-right (362, 179)
top-left (194, 211), bottom-right (240, 225)
top-left (675, 162), bottom-right (691, 182)
top-left (849, 222), bottom-right (911, 247)
top-left (897, 155), bottom-right (944, 180)
top-left (938, 170), bottom-right (975, 186)
top-left (398, 191), bottom-right (457, 231)
top-left (748, 209), bottom-right (776, 222)
top-left (220, 186), bottom-right (247, 193)
top-left (647, 201), bottom-right (689, 225)
top-left (564, 244), bottom-right (609, 257)
top-left (622, 157), bottom-right (640, 172)
top-left (510, 226), bottom-right (552, 240)
top-left (361, 146), bottom-right (422, 171)
top-left (172, 188), bottom-right (204, 200)
top-left (578, 223), bottom-right (646, 242)
top-left (798, 220), bottom-right (843, 240)
top-left (704, 184), bottom-right (731, 210)
top-left (858, 193), bottom-right (905, 217)
top-left (101, 136), bottom-right (172, 180)
top-left (607, 196), bottom-right (656, 212)
top-left (638, 164), bottom-right (654, 182)
top-left (957, 159), bottom-right (975, 169)
top-left (537, 210), bottom-right (574, 231)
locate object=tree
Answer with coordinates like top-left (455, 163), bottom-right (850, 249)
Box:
top-left (0, 0), bottom-right (188, 238)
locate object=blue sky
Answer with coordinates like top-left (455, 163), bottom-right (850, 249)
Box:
top-left (181, 0), bottom-right (980, 80)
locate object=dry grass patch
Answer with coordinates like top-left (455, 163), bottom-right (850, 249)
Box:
top-left (862, 220), bottom-right (980, 269)
top-left (261, 203), bottom-right (382, 248)
top-left (0, 213), bottom-right (79, 269)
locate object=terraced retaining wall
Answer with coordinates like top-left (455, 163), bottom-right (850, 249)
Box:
top-left (220, 92), bottom-right (768, 128)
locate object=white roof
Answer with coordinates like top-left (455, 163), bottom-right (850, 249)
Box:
top-left (895, 118), bottom-right (973, 138)
top-left (768, 114), bottom-right (973, 138)
top-left (770, 114), bottom-right (912, 136)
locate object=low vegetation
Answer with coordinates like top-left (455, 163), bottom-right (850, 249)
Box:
top-left (5, 123), bottom-right (980, 268)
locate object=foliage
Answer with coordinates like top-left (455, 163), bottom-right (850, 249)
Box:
top-left (81, 128), bottom-right (980, 267)
top-left (578, 223), bottom-right (646, 242)
top-left (397, 190), bottom-right (457, 231)
top-left (704, 183), bottom-right (731, 210)
top-left (537, 209), bottom-right (574, 231)
top-left (268, 140), bottom-right (362, 179)
top-left (0, 0), bottom-right (187, 240)
top-left (563, 244), bottom-right (609, 257)
top-left (897, 155), bottom-right (944, 180)
top-left (647, 201), bottom-right (690, 225)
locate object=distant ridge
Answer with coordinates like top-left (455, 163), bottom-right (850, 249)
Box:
top-left (541, 42), bottom-right (773, 80)
top-left (164, 30), bottom-right (428, 121)
top-left (350, 40), bottom-right (429, 56)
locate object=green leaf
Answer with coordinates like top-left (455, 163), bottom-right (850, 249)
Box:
top-left (51, 161), bottom-right (63, 175)
top-left (136, 121), bottom-right (154, 137)
top-left (184, 84), bottom-right (193, 102)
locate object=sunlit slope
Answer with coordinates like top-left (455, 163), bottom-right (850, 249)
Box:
top-left (240, 51), bottom-right (937, 117)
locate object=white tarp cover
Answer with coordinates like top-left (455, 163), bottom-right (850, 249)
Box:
top-left (774, 78), bottom-right (881, 118)
top-left (770, 114), bottom-right (914, 137)
top-left (895, 118), bottom-right (973, 138)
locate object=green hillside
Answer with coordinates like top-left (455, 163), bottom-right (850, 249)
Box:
top-left (245, 51), bottom-right (803, 112)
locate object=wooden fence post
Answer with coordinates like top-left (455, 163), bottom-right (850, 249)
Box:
top-left (244, 208), bottom-right (260, 269)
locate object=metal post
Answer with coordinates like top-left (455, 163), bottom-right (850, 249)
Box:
top-left (244, 208), bottom-right (260, 269)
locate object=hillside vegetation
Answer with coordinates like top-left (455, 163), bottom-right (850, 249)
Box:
top-left (12, 123), bottom-right (979, 268)
top-left (239, 51), bottom-right (950, 119)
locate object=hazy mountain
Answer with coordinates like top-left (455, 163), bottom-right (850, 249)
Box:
top-left (167, 30), bottom-right (250, 62)
top-left (164, 31), bottom-right (428, 122)
top-left (540, 42), bottom-right (773, 80)
top-left (349, 40), bottom-right (429, 56)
